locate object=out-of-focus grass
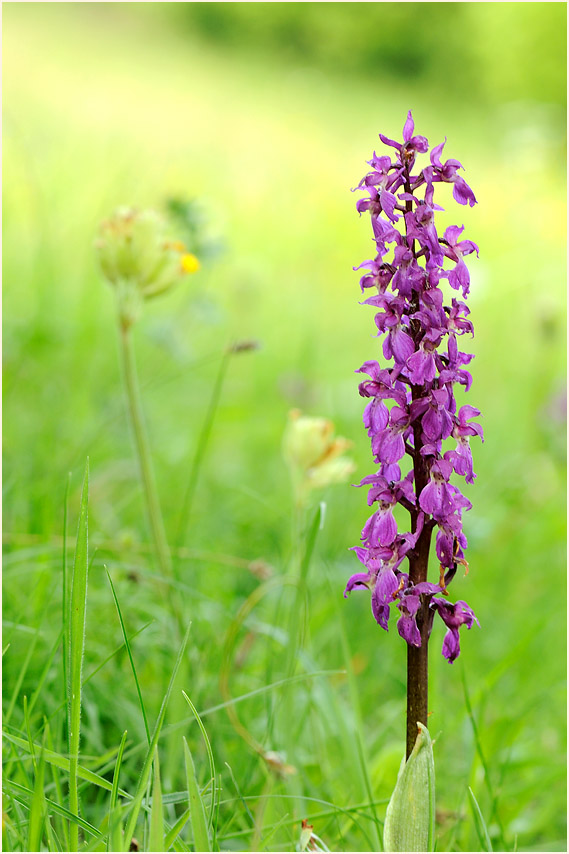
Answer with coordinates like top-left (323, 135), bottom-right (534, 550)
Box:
top-left (3, 4), bottom-right (566, 852)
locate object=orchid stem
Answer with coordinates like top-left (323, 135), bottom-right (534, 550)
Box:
top-left (404, 156), bottom-right (433, 758)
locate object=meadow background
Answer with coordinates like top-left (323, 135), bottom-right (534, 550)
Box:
top-left (2, 3), bottom-right (566, 852)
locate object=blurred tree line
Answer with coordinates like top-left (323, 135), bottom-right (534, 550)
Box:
top-left (167, 2), bottom-right (565, 106)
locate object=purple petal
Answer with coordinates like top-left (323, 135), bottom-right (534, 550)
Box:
top-left (430, 139), bottom-right (446, 167)
top-left (381, 463), bottom-right (401, 482)
top-left (409, 135), bottom-right (429, 153)
top-left (402, 110), bottom-right (414, 142)
top-left (379, 189), bottom-right (399, 223)
top-left (363, 398), bottom-right (389, 435)
top-left (372, 216), bottom-right (399, 245)
top-left (422, 406), bottom-right (442, 442)
top-left (343, 572), bottom-right (371, 597)
top-left (406, 348), bottom-right (436, 385)
top-left (452, 176), bottom-right (477, 207)
top-left (398, 476), bottom-right (416, 505)
top-left (397, 614), bottom-right (422, 646)
top-left (419, 479), bottom-right (455, 519)
top-left (402, 593), bottom-right (421, 616)
top-left (391, 328), bottom-right (415, 363)
top-left (413, 581), bottom-right (444, 596)
top-left (441, 628), bottom-right (460, 662)
top-left (435, 531), bottom-right (454, 568)
top-left (371, 568), bottom-right (398, 629)
top-left (435, 458), bottom-right (453, 481)
top-left (373, 429), bottom-right (405, 464)
top-left (444, 224), bottom-right (464, 245)
top-left (379, 133), bottom-right (402, 152)
top-left (376, 566), bottom-right (399, 602)
top-left (458, 405), bottom-right (481, 422)
top-left (377, 509), bottom-right (397, 546)
top-left (449, 259), bottom-right (471, 296)
top-left (409, 397), bottom-right (430, 421)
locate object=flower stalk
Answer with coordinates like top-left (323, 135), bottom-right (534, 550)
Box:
top-left (95, 207), bottom-right (200, 627)
top-left (118, 320), bottom-right (172, 583)
top-left (345, 112), bottom-right (482, 760)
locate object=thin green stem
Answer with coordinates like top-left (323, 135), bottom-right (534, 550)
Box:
top-left (175, 347), bottom-right (231, 558)
top-left (118, 322), bottom-right (184, 634)
top-left (68, 461), bottom-right (89, 852)
top-left (106, 569), bottom-right (151, 744)
top-left (119, 323), bottom-right (172, 581)
top-left (62, 473), bottom-right (71, 722)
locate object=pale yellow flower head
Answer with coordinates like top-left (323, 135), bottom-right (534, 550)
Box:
top-left (95, 207), bottom-right (199, 326)
top-left (283, 409), bottom-right (356, 504)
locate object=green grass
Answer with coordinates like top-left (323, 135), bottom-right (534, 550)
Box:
top-left (2, 3), bottom-right (566, 852)
top-left (67, 460), bottom-right (89, 851)
top-left (183, 736), bottom-right (212, 853)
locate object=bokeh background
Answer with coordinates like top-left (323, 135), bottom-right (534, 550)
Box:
top-left (3, 3), bottom-right (566, 852)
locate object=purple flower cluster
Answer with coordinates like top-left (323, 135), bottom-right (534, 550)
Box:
top-left (344, 112), bottom-right (482, 663)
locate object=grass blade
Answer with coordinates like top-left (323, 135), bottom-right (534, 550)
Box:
top-left (181, 691), bottom-right (217, 830)
top-left (108, 730), bottom-right (128, 853)
top-left (68, 459), bottom-right (90, 852)
top-left (148, 753), bottom-right (165, 852)
top-left (224, 761), bottom-right (255, 829)
top-left (468, 786), bottom-right (493, 852)
top-left (3, 779), bottom-right (100, 839)
top-left (2, 731), bottom-right (131, 799)
top-left (164, 808), bottom-right (190, 851)
top-left (4, 619), bottom-right (43, 726)
top-left (106, 568), bottom-right (150, 743)
top-left (327, 574), bottom-right (382, 851)
top-left (62, 472), bottom-right (71, 714)
top-left (28, 628), bottom-right (64, 720)
top-left (27, 732), bottom-right (46, 851)
top-left (215, 798), bottom-right (388, 843)
top-left (300, 502), bottom-right (324, 583)
top-left (461, 666), bottom-right (506, 849)
top-left (47, 620), bottom-right (153, 724)
top-left (23, 696), bottom-right (36, 768)
top-left (46, 721), bottom-right (69, 851)
top-left (183, 737), bottom-right (211, 852)
top-left (123, 622), bottom-right (191, 851)
top-left (175, 347), bottom-right (231, 556)
top-left (186, 669), bottom-right (345, 722)
top-left (285, 504), bottom-right (322, 678)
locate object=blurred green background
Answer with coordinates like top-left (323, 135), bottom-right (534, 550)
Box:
top-left (3, 3), bottom-right (566, 852)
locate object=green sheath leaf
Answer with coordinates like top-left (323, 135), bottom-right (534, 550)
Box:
top-left (383, 722), bottom-right (435, 853)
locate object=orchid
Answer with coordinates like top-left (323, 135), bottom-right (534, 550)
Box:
top-left (345, 111), bottom-right (482, 758)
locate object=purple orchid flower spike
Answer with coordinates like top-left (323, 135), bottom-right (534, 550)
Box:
top-left (345, 111), bottom-right (482, 757)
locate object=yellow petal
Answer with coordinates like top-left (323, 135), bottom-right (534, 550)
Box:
top-left (180, 253), bottom-right (200, 274)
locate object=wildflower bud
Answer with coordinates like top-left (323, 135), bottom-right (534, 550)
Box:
top-left (95, 207), bottom-right (200, 327)
top-left (299, 819), bottom-right (329, 852)
top-left (299, 821), bottom-right (314, 852)
top-left (283, 410), bottom-right (355, 504)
